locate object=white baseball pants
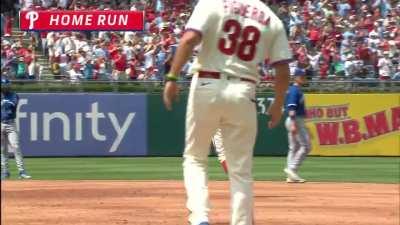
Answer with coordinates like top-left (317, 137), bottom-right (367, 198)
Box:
top-left (183, 74), bottom-right (257, 225)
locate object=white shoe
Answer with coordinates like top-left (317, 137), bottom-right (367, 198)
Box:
top-left (284, 168), bottom-right (305, 182)
top-left (19, 171), bottom-right (32, 179)
top-left (286, 177), bottom-right (306, 183)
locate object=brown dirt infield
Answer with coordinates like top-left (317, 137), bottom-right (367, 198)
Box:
top-left (1, 181), bottom-right (399, 225)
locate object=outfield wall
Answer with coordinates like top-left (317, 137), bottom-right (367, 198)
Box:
top-left (14, 93), bottom-right (399, 157)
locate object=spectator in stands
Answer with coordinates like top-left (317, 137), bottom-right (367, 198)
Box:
top-left (337, 0), bottom-right (352, 17)
top-left (2, 0), bottom-right (399, 82)
top-left (308, 22), bottom-right (321, 48)
top-left (46, 32), bottom-right (56, 63)
top-left (372, 0), bottom-right (392, 17)
top-left (82, 59), bottom-right (94, 80)
top-left (318, 58), bottom-right (330, 79)
top-left (155, 41), bottom-right (168, 80)
top-left (51, 61), bottom-right (61, 79)
top-left (24, 44), bottom-right (38, 79)
top-left (122, 41), bottom-right (134, 61)
top-left (332, 55), bottom-right (345, 79)
top-left (2, 0), bottom-right (15, 36)
top-left (2, 41), bottom-right (14, 64)
top-left (95, 57), bottom-right (108, 80)
top-left (57, 0), bottom-right (70, 9)
top-left (344, 54), bottom-right (356, 78)
top-left (1, 0), bottom-right (17, 38)
top-left (40, 0), bottom-right (53, 9)
top-left (111, 47), bottom-right (127, 80)
top-left (377, 51), bottom-right (393, 80)
top-left (2, 13), bottom-right (12, 37)
top-left (58, 53), bottom-right (69, 78)
top-left (69, 62), bottom-right (83, 83)
top-left (368, 29), bottom-right (381, 51)
top-left (16, 56), bottom-right (27, 79)
top-left (92, 43), bottom-right (104, 59)
top-left (126, 56), bottom-right (138, 80)
top-left (142, 37), bottom-right (157, 79)
top-left (307, 48), bottom-right (321, 78)
top-left (62, 33), bottom-right (76, 55)
top-left (393, 64), bottom-right (400, 80)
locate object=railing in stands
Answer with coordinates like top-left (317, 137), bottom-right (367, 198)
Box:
top-left (8, 79), bottom-right (400, 93)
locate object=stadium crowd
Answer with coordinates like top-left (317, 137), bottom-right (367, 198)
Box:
top-left (1, 0), bottom-right (400, 82)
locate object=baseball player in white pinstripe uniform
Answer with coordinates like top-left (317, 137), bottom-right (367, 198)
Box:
top-left (1, 78), bottom-right (31, 180)
top-left (163, 0), bottom-right (291, 224)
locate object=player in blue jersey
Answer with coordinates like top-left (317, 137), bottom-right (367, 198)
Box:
top-left (283, 68), bottom-right (311, 183)
top-left (1, 77), bottom-right (31, 180)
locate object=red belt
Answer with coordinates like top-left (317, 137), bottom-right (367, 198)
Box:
top-left (198, 71), bottom-right (256, 84)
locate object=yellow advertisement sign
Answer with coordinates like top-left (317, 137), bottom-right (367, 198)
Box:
top-left (305, 94), bottom-right (400, 156)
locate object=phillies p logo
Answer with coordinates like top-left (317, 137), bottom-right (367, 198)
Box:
top-left (25, 11), bottom-right (39, 30)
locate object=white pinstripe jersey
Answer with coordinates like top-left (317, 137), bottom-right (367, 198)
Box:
top-left (186, 0), bottom-right (293, 81)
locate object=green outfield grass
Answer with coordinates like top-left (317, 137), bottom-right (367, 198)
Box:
top-left (4, 157), bottom-right (400, 183)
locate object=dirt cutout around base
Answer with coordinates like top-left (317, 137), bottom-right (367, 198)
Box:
top-left (1, 181), bottom-right (399, 225)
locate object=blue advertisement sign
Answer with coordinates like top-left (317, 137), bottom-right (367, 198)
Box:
top-left (16, 93), bottom-right (147, 156)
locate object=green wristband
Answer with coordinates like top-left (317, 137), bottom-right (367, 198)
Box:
top-left (166, 73), bottom-right (179, 82)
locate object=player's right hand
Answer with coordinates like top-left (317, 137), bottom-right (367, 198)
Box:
top-left (163, 81), bottom-right (179, 111)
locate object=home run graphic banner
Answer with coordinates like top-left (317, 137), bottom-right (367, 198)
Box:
top-left (20, 10), bottom-right (144, 31)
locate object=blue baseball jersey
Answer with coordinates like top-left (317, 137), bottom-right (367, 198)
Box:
top-left (285, 84), bottom-right (306, 117)
top-left (1, 91), bottom-right (19, 122)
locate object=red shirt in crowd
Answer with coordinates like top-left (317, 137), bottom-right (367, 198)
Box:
top-left (296, 46), bottom-right (308, 66)
top-left (361, 17), bottom-right (375, 32)
top-left (40, 31), bottom-right (48, 39)
top-left (395, 36), bottom-right (400, 49)
top-left (149, 22), bottom-right (159, 34)
top-left (128, 59), bottom-right (139, 79)
top-left (24, 49), bottom-right (34, 64)
top-left (109, 33), bottom-right (120, 44)
top-left (108, 44), bottom-right (119, 60)
top-left (319, 62), bottom-right (329, 79)
top-left (309, 27), bottom-right (320, 42)
top-left (16, 47), bottom-right (28, 57)
top-left (146, 8), bottom-right (156, 22)
top-left (171, 0), bottom-right (189, 10)
top-left (379, 40), bottom-right (390, 52)
top-left (114, 53), bottom-right (127, 72)
top-left (356, 44), bottom-right (371, 62)
top-left (348, 0), bottom-right (357, 9)
top-left (161, 33), bottom-right (175, 48)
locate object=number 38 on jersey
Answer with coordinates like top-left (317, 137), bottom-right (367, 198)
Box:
top-left (218, 19), bottom-right (261, 62)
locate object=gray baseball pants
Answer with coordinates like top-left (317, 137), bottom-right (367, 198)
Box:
top-left (1, 121), bottom-right (26, 173)
top-left (285, 117), bottom-right (311, 171)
